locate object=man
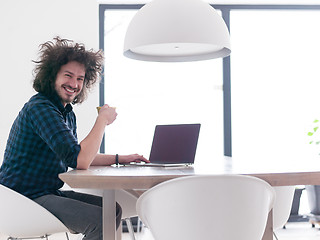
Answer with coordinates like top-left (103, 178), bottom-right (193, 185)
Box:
top-left (0, 37), bottom-right (148, 240)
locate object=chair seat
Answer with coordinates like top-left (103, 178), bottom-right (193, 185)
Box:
top-left (0, 184), bottom-right (69, 239)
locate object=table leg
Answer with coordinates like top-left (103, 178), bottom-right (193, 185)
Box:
top-left (103, 190), bottom-right (116, 240)
top-left (262, 210), bottom-right (273, 240)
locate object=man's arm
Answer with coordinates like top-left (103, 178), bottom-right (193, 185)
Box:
top-left (91, 153), bottom-right (149, 166)
top-left (76, 105), bottom-right (149, 169)
top-left (76, 105), bottom-right (116, 169)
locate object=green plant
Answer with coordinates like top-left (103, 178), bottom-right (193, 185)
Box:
top-left (308, 119), bottom-right (320, 145)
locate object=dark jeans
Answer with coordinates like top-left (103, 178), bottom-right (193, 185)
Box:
top-left (33, 190), bottom-right (122, 240)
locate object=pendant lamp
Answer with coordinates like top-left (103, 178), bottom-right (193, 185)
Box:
top-left (123, 0), bottom-right (231, 62)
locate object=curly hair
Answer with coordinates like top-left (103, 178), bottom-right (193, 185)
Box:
top-left (32, 37), bottom-right (104, 104)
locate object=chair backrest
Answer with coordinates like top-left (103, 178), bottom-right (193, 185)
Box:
top-left (137, 175), bottom-right (275, 240)
top-left (0, 184), bottom-right (69, 238)
top-left (273, 186), bottom-right (295, 230)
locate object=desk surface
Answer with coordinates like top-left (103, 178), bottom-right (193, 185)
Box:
top-left (59, 156), bottom-right (320, 189)
top-left (59, 156), bottom-right (320, 240)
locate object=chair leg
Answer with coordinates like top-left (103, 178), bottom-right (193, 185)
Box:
top-left (65, 232), bottom-right (70, 240)
top-left (125, 218), bottom-right (136, 240)
top-left (137, 217), bottom-right (141, 233)
top-left (273, 231), bottom-right (279, 240)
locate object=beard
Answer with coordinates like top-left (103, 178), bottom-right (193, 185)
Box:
top-left (55, 84), bottom-right (81, 105)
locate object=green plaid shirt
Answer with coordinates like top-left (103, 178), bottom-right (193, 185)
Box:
top-left (0, 93), bottom-right (80, 199)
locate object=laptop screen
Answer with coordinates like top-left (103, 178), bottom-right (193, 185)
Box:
top-left (149, 124), bottom-right (201, 164)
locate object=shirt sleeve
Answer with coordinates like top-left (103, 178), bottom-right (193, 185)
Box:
top-left (27, 101), bottom-right (80, 168)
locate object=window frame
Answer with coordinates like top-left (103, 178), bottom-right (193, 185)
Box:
top-left (98, 3), bottom-right (320, 155)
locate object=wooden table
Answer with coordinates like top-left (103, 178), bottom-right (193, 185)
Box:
top-left (59, 157), bottom-right (320, 240)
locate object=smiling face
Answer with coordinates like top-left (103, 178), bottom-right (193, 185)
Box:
top-left (54, 61), bottom-right (85, 106)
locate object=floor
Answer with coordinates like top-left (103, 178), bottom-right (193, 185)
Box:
top-left (274, 222), bottom-right (320, 240)
top-left (121, 221), bottom-right (320, 240)
top-left (0, 221), bottom-right (320, 240)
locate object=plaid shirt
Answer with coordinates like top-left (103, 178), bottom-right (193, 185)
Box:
top-left (0, 93), bottom-right (80, 199)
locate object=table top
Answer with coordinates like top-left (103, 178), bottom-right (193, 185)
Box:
top-left (59, 156), bottom-right (320, 189)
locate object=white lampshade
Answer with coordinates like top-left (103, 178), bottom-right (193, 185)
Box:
top-left (123, 0), bottom-right (231, 62)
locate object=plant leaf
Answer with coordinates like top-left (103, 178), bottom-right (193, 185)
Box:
top-left (308, 132), bottom-right (314, 136)
top-left (315, 127), bottom-right (319, 132)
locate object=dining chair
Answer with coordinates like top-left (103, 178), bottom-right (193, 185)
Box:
top-left (272, 186), bottom-right (295, 240)
top-left (0, 184), bottom-right (70, 240)
top-left (136, 174), bottom-right (275, 240)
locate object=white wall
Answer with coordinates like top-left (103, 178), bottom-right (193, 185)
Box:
top-left (0, 0), bottom-right (100, 162)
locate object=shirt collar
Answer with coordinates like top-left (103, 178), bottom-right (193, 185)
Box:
top-left (47, 93), bottom-right (73, 115)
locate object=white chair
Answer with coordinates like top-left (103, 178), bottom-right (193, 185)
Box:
top-left (0, 184), bottom-right (70, 240)
top-left (272, 186), bottom-right (295, 240)
top-left (136, 175), bottom-right (275, 240)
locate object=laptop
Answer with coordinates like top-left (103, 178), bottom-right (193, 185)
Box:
top-left (128, 123), bottom-right (201, 167)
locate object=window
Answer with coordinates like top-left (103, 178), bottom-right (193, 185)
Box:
top-left (99, 4), bottom-right (320, 166)
top-left (102, 9), bottom-right (223, 165)
top-left (231, 10), bottom-right (320, 166)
